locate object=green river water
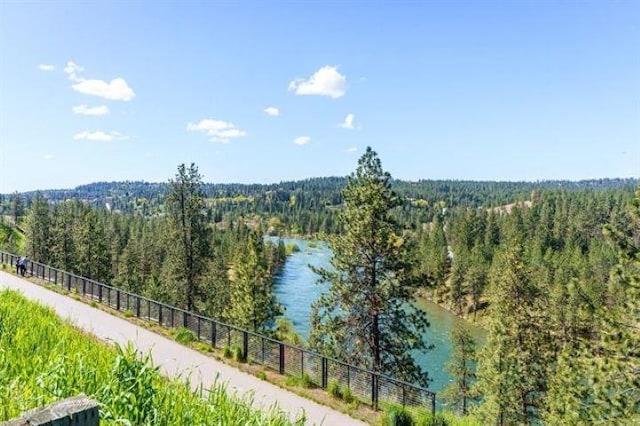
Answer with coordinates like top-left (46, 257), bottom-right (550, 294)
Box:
top-left (270, 237), bottom-right (486, 393)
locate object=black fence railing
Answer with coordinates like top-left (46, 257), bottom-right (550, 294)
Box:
top-left (1, 252), bottom-right (436, 414)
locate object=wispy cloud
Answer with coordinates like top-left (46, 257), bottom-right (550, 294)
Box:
top-left (64, 61), bottom-right (84, 81)
top-left (264, 106), bottom-right (280, 117)
top-left (72, 105), bottom-right (110, 116)
top-left (345, 147), bottom-right (357, 153)
top-left (187, 118), bottom-right (246, 143)
top-left (38, 64), bottom-right (55, 71)
top-left (288, 66), bottom-right (346, 99)
top-left (73, 130), bottom-right (128, 141)
top-left (294, 136), bottom-right (311, 146)
top-left (339, 113), bottom-right (356, 129)
top-left (43, 153), bottom-right (54, 160)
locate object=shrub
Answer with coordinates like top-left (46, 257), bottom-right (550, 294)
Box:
top-left (415, 412), bottom-right (449, 426)
top-left (89, 300), bottom-right (98, 308)
top-left (286, 375), bottom-right (300, 387)
top-left (342, 386), bottom-right (354, 403)
top-left (384, 407), bottom-right (414, 426)
top-left (256, 371), bottom-right (267, 380)
top-left (327, 380), bottom-right (342, 399)
top-left (222, 346), bottom-right (233, 358)
top-left (300, 373), bottom-right (314, 389)
top-left (174, 327), bottom-right (196, 345)
top-left (123, 309), bottom-right (134, 318)
top-left (232, 346), bottom-right (246, 363)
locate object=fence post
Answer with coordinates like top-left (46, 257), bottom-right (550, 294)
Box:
top-left (211, 320), bottom-right (216, 348)
top-left (170, 308), bottom-right (175, 328)
top-left (431, 393), bottom-right (436, 415)
top-left (82, 278), bottom-right (86, 295)
top-left (321, 357), bottom-right (328, 388)
top-left (136, 297), bottom-right (141, 317)
top-left (197, 317), bottom-right (201, 339)
top-left (243, 331), bottom-right (249, 361)
top-left (371, 373), bottom-right (379, 410)
top-left (279, 343), bottom-right (285, 375)
top-left (116, 290), bottom-right (120, 311)
top-left (98, 284), bottom-right (103, 303)
top-left (301, 351), bottom-right (304, 378)
top-left (183, 311), bottom-right (188, 328)
top-left (158, 304), bottom-right (163, 324)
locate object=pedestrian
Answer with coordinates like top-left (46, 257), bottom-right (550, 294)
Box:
top-left (17, 257), bottom-right (27, 277)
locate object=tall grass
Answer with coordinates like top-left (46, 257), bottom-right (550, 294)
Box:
top-left (0, 289), bottom-right (302, 425)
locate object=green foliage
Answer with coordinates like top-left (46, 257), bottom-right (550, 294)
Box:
top-left (222, 346), bottom-right (233, 359)
top-left (383, 406), bottom-right (414, 426)
top-left (0, 289), bottom-right (298, 425)
top-left (285, 243), bottom-right (300, 255)
top-left (174, 327), bottom-right (196, 344)
top-left (232, 346), bottom-right (246, 363)
top-left (442, 324), bottom-right (477, 415)
top-left (256, 371), bottom-right (267, 380)
top-left (327, 380), bottom-right (342, 399)
top-left (300, 373), bottom-right (314, 389)
top-left (274, 317), bottom-right (303, 346)
top-left (310, 147), bottom-right (431, 390)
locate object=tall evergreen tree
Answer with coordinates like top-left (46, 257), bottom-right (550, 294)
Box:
top-left (227, 231), bottom-right (281, 332)
top-left (24, 192), bottom-right (51, 262)
top-left (442, 323), bottom-right (478, 415)
top-left (165, 163), bottom-right (210, 314)
top-left (309, 147), bottom-right (431, 393)
top-left (473, 242), bottom-right (550, 425)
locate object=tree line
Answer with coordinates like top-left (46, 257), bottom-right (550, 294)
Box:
top-left (3, 153), bottom-right (637, 423)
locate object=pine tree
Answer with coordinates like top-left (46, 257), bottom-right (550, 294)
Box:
top-left (24, 192), bottom-right (51, 263)
top-left (227, 231), bottom-right (281, 332)
top-left (309, 147), bottom-right (431, 393)
top-left (544, 187), bottom-right (640, 424)
top-left (442, 323), bottom-right (477, 415)
top-left (164, 163), bottom-right (210, 314)
top-left (473, 242), bottom-right (550, 425)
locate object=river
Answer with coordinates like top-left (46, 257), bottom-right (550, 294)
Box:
top-left (269, 237), bottom-right (486, 393)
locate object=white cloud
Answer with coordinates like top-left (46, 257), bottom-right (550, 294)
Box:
top-left (73, 130), bottom-right (128, 141)
top-left (72, 78), bottom-right (135, 101)
top-left (339, 113), bottom-right (356, 129)
top-left (187, 118), bottom-right (246, 143)
top-left (288, 66), bottom-right (346, 99)
top-left (293, 136), bottom-right (311, 146)
top-left (72, 105), bottom-right (110, 116)
top-left (43, 153), bottom-right (54, 160)
top-left (345, 147), bottom-right (357, 153)
top-left (64, 61), bottom-right (84, 81)
top-left (264, 106), bottom-right (280, 116)
top-left (38, 64), bottom-right (55, 71)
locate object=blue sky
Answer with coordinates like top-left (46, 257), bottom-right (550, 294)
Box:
top-left (1, 1), bottom-right (638, 192)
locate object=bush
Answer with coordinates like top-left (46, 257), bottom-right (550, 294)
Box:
top-left (232, 346), bottom-right (246, 363)
top-left (89, 300), bottom-right (98, 308)
top-left (286, 375), bottom-right (300, 387)
top-left (415, 412), bottom-right (449, 426)
top-left (174, 327), bottom-right (196, 345)
top-left (327, 380), bottom-right (342, 399)
top-left (300, 373), bottom-right (314, 389)
top-left (342, 386), bottom-right (354, 403)
top-left (123, 309), bottom-right (134, 318)
top-left (222, 346), bottom-right (233, 358)
top-left (256, 371), bottom-right (267, 380)
top-left (384, 407), bottom-right (414, 426)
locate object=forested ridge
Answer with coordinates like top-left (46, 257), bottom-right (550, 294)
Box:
top-left (1, 162), bottom-right (637, 424)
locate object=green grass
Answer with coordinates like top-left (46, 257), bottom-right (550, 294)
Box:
top-left (0, 289), bottom-right (302, 425)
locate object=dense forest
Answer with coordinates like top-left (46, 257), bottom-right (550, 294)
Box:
top-left (0, 158), bottom-right (637, 424)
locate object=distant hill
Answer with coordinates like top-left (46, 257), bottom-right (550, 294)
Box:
top-left (6, 177), bottom-right (638, 209)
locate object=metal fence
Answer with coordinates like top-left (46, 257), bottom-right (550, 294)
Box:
top-left (0, 251), bottom-right (436, 414)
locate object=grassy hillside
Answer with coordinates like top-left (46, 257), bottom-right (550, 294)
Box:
top-left (0, 289), bottom-right (300, 425)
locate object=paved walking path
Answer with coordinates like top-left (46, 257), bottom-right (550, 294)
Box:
top-left (0, 271), bottom-right (367, 426)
